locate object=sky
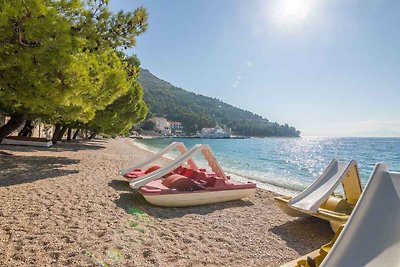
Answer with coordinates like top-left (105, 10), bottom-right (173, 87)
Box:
top-left (109, 0), bottom-right (400, 137)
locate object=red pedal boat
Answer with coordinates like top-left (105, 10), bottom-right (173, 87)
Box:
top-left (119, 142), bottom-right (256, 207)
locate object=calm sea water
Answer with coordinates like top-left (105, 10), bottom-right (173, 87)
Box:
top-left (134, 137), bottom-right (400, 195)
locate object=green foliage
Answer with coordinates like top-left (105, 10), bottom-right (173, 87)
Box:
top-left (0, 0), bottom-right (82, 116)
top-left (82, 1), bottom-right (147, 50)
top-left (138, 69), bottom-right (300, 137)
top-left (141, 120), bottom-right (156, 131)
top-left (86, 80), bottom-right (147, 135)
top-left (0, 0), bottom-right (148, 138)
top-left (38, 48), bottom-right (132, 124)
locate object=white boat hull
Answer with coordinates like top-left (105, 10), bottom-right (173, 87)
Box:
top-left (142, 188), bottom-right (256, 207)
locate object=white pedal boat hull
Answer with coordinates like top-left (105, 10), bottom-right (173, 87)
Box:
top-left (142, 188), bottom-right (256, 207)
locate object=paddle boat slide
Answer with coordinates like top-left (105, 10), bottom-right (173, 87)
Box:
top-left (274, 159), bottom-right (362, 232)
top-left (119, 142), bottom-right (198, 181)
top-left (281, 162), bottom-right (400, 267)
top-left (120, 143), bottom-right (256, 207)
top-left (321, 163), bottom-right (400, 267)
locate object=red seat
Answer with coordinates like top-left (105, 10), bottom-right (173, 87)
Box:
top-left (162, 174), bottom-right (201, 191)
top-left (125, 165), bottom-right (161, 180)
top-left (125, 169), bottom-right (144, 179)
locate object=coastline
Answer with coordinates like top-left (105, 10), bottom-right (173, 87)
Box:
top-left (0, 137), bottom-right (333, 266)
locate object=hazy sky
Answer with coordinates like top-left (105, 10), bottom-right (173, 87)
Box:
top-left (109, 0), bottom-right (400, 137)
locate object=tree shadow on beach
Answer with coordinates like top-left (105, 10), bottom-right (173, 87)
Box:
top-left (269, 217), bottom-right (334, 255)
top-left (0, 154), bottom-right (79, 187)
top-left (0, 139), bottom-right (106, 153)
top-left (113, 189), bottom-right (255, 219)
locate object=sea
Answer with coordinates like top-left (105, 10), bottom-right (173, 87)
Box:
top-left (134, 137), bottom-right (400, 196)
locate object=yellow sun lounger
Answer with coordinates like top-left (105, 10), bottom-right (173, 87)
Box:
top-left (274, 159), bottom-right (362, 232)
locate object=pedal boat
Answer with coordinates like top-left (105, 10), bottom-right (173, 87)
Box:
top-left (120, 142), bottom-right (198, 181)
top-left (280, 163), bottom-right (400, 266)
top-left (274, 159), bottom-right (362, 232)
top-left (120, 143), bottom-right (256, 207)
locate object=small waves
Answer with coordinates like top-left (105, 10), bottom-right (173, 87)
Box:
top-left (134, 137), bottom-right (400, 195)
top-left (223, 168), bottom-right (307, 193)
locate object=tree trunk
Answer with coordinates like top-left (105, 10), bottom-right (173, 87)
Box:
top-left (72, 128), bottom-right (80, 139)
top-left (18, 120), bottom-right (33, 137)
top-left (88, 132), bottom-right (97, 139)
top-left (18, 127), bottom-right (24, 136)
top-left (56, 126), bottom-right (68, 142)
top-left (66, 128), bottom-right (72, 141)
top-left (0, 113), bottom-right (27, 144)
top-left (52, 124), bottom-right (62, 144)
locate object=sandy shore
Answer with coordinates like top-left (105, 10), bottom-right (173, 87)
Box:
top-left (0, 138), bottom-right (333, 266)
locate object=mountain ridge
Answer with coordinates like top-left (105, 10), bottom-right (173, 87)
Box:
top-left (138, 68), bottom-right (300, 137)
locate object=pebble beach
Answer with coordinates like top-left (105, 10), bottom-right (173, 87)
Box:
top-left (0, 138), bottom-right (333, 266)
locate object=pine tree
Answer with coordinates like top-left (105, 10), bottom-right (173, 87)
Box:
top-left (86, 80), bottom-right (148, 135)
top-left (0, 0), bottom-right (148, 143)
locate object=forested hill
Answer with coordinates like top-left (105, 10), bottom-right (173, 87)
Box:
top-left (138, 69), bottom-right (300, 137)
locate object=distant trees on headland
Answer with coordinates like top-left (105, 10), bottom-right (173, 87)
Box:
top-left (0, 0), bottom-right (148, 143)
top-left (139, 69), bottom-right (301, 137)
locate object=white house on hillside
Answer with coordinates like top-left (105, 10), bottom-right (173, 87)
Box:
top-left (170, 121), bottom-right (183, 133)
top-left (151, 117), bottom-right (171, 135)
top-left (196, 127), bottom-right (230, 138)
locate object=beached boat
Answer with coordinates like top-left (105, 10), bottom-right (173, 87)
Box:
top-left (281, 162), bottom-right (400, 267)
top-left (119, 142), bottom-right (198, 181)
top-left (120, 143), bottom-right (256, 207)
top-left (1, 136), bottom-right (53, 147)
top-left (274, 159), bottom-right (362, 232)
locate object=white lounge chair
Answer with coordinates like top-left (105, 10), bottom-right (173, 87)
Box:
top-left (321, 163), bottom-right (400, 266)
top-left (275, 159), bottom-right (362, 232)
top-left (119, 142), bottom-right (198, 176)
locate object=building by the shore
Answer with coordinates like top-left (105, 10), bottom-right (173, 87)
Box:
top-left (151, 117), bottom-right (171, 135)
top-left (196, 127), bottom-right (231, 138)
top-left (149, 117), bottom-right (185, 136)
top-left (170, 121), bottom-right (183, 134)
